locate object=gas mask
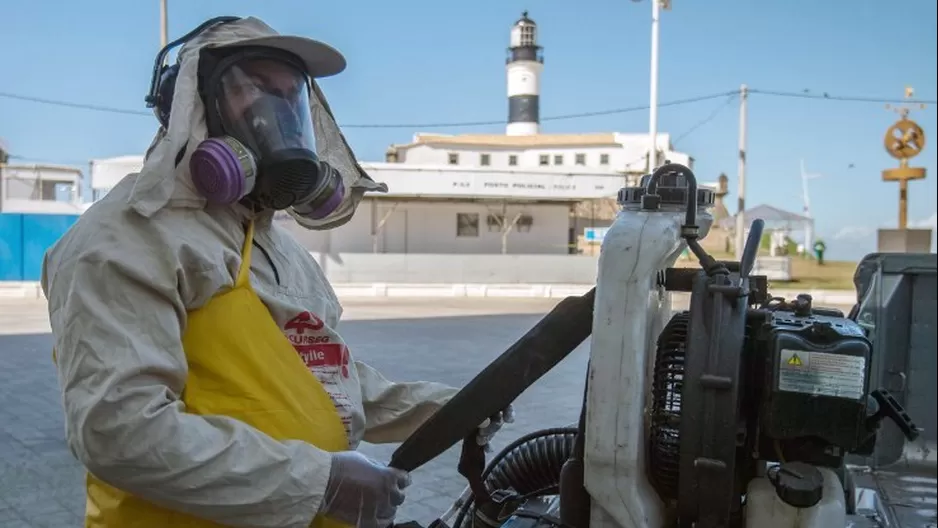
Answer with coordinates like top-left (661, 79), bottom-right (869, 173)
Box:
top-left (190, 47), bottom-right (344, 219)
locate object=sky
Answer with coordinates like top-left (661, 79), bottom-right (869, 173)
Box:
top-left (1, 0), bottom-right (936, 261)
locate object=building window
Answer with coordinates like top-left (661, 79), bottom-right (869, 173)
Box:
top-left (539, 154), bottom-right (549, 166)
top-left (448, 153), bottom-right (459, 165)
top-left (457, 213), bottom-right (479, 237)
top-left (520, 26), bottom-right (536, 47)
top-left (599, 153), bottom-right (610, 165)
top-left (508, 155), bottom-right (518, 166)
top-left (480, 153), bottom-right (491, 166)
top-left (486, 213), bottom-right (504, 232)
top-left (553, 155), bottom-right (563, 165)
top-left (575, 153), bottom-right (586, 165)
top-left (516, 214), bottom-right (534, 233)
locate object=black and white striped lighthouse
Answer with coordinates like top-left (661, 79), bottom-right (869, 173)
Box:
top-left (506, 11), bottom-right (543, 136)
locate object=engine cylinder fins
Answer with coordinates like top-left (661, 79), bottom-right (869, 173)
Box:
top-left (648, 311), bottom-right (691, 500)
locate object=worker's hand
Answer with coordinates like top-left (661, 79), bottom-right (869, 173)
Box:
top-left (320, 451), bottom-right (411, 528)
top-left (476, 404), bottom-right (515, 449)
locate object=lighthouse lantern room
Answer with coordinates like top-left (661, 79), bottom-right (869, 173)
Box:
top-left (506, 11), bottom-right (543, 136)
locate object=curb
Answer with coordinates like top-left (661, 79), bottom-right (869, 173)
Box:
top-left (0, 282), bottom-right (43, 299)
top-left (330, 283), bottom-right (596, 299)
top-left (1, 281), bottom-right (857, 304)
top-left (335, 285), bottom-right (857, 304)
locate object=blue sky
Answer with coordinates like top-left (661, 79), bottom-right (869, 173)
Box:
top-left (1, 0), bottom-right (936, 261)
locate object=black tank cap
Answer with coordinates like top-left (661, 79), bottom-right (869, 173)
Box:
top-left (617, 169), bottom-right (715, 208)
top-left (767, 462), bottom-right (825, 509)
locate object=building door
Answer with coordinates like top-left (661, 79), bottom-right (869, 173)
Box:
top-left (381, 208), bottom-right (408, 253)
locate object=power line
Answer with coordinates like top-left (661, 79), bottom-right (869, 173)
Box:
top-left (0, 91), bottom-right (152, 117)
top-left (672, 93), bottom-right (738, 146)
top-left (0, 89), bottom-right (735, 128)
top-left (616, 93), bottom-right (739, 172)
top-left (748, 88), bottom-right (936, 105)
top-left (0, 87), bottom-right (934, 130)
top-left (6, 153), bottom-right (90, 166)
top-left (351, 91), bottom-right (738, 129)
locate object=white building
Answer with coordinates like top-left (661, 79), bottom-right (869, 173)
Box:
top-left (0, 163), bottom-right (85, 214)
top-left (385, 131), bottom-right (692, 180)
top-left (373, 130), bottom-right (694, 254)
top-left (288, 161), bottom-right (643, 255)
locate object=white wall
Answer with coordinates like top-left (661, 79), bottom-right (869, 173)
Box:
top-left (314, 253), bottom-right (600, 284)
top-left (396, 136), bottom-right (691, 175)
top-left (278, 199), bottom-right (572, 255)
top-left (0, 199), bottom-right (86, 214)
top-left (399, 144), bottom-right (623, 170)
top-left (1, 165), bottom-right (81, 202)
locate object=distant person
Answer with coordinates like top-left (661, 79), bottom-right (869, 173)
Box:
top-left (41, 16), bottom-right (511, 528)
top-left (814, 239), bottom-right (827, 265)
top-left (770, 230), bottom-right (787, 257)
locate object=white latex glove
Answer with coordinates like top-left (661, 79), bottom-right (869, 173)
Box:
top-left (320, 451), bottom-right (411, 528)
top-left (476, 404), bottom-right (515, 448)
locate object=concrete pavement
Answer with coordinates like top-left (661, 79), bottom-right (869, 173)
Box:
top-left (0, 280), bottom-right (859, 306)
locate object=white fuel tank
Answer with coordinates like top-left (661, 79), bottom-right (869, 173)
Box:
top-left (745, 467), bottom-right (847, 528)
top-left (585, 167), bottom-right (713, 528)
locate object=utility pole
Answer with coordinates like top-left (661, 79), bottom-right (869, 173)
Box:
top-left (647, 0), bottom-right (661, 170)
top-left (643, 0), bottom-right (672, 171)
top-left (159, 0), bottom-right (169, 47)
top-left (734, 84), bottom-right (748, 260)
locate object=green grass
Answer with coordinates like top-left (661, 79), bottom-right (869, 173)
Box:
top-left (779, 259), bottom-right (856, 291)
top-left (675, 252), bottom-right (857, 291)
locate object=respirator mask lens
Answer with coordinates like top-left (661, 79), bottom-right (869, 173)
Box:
top-left (217, 59), bottom-right (317, 157)
top-left (190, 55), bottom-right (344, 214)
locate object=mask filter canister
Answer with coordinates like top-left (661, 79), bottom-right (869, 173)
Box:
top-left (189, 135), bottom-right (258, 205)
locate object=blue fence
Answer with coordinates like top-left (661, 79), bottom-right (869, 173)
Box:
top-left (0, 213), bottom-right (79, 281)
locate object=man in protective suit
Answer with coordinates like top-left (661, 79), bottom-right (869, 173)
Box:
top-left (41, 16), bottom-right (511, 528)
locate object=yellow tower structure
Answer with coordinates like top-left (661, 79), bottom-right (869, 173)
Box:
top-left (877, 87), bottom-right (932, 253)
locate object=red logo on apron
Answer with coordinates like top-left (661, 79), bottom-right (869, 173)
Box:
top-left (285, 311), bottom-right (324, 334)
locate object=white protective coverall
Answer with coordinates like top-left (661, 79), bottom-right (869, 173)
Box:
top-left (41, 17), bottom-right (491, 527)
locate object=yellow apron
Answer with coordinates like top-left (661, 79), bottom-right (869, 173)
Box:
top-left (71, 221), bottom-right (349, 527)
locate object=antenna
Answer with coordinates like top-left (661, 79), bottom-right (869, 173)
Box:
top-left (799, 159), bottom-right (823, 254)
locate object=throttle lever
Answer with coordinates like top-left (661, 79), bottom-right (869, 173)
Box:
top-left (867, 388), bottom-right (921, 441)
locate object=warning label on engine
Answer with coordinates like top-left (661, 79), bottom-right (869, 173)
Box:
top-left (778, 349), bottom-right (866, 400)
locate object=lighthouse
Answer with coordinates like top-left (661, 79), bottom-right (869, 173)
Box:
top-left (506, 11), bottom-right (543, 136)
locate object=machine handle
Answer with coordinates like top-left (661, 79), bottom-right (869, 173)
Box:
top-left (867, 388), bottom-right (921, 442)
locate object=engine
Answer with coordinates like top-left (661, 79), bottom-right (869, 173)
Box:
top-left (647, 287), bottom-right (894, 524)
top-left (636, 165), bottom-right (921, 526)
